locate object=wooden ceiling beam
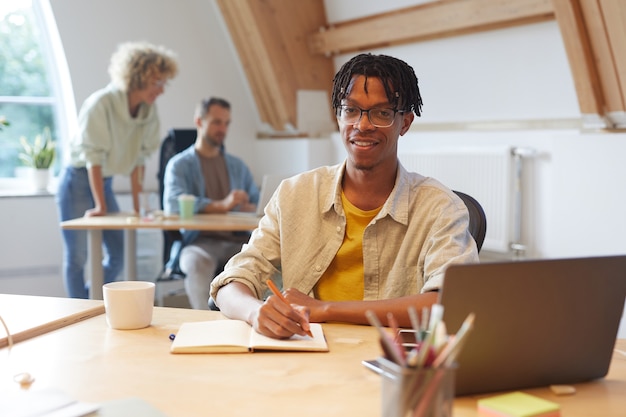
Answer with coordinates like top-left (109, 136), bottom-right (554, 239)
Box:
top-left (552, 0), bottom-right (605, 122)
top-left (216, 0), bottom-right (625, 132)
top-left (553, 0), bottom-right (626, 128)
top-left (217, 0), bottom-right (334, 133)
top-left (596, 0), bottom-right (626, 126)
top-left (308, 0), bottom-right (555, 56)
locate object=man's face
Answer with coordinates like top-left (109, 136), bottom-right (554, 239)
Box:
top-left (338, 75), bottom-right (413, 172)
top-left (198, 105), bottom-right (231, 148)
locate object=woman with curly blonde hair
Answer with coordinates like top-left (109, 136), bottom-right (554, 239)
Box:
top-left (56, 41), bottom-right (178, 298)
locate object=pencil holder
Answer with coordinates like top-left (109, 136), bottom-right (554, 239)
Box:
top-left (378, 357), bottom-right (456, 417)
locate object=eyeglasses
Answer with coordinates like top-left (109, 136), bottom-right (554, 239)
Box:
top-left (151, 79), bottom-right (168, 89)
top-left (336, 105), bottom-right (405, 128)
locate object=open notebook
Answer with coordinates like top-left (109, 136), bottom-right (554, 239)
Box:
top-left (170, 319), bottom-right (328, 353)
top-left (439, 255), bottom-right (626, 395)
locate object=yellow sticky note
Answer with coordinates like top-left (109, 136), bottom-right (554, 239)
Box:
top-left (477, 391), bottom-right (560, 417)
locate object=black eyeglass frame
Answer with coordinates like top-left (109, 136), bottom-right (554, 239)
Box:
top-left (335, 105), bottom-right (406, 128)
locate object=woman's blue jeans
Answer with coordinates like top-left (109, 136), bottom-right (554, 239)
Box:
top-left (56, 166), bottom-right (123, 298)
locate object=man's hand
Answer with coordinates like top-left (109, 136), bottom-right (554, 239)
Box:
top-left (224, 189), bottom-right (250, 211)
top-left (238, 202), bottom-right (257, 213)
top-left (251, 295), bottom-right (311, 339)
top-left (282, 288), bottom-right (329, 323)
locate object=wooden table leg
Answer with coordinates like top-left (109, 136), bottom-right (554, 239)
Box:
top-left (124, 229), bottom-right (137, 281)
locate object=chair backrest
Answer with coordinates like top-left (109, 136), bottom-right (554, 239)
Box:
top-left (157, 128), bottom-right (196, 209)
top-left (453, 190), bottom-right (487, 252)
top-left (157, 128), bottom-right (196, 266)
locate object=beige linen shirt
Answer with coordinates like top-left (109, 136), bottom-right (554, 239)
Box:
top-left (210, 161), bottom-right (479, 301)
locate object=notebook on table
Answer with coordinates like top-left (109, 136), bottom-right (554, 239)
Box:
top-left (439, 255), bottom-right (626, 396)
top-left (170, 319), bottom-right (328, 353)
top-left (227, 173), bottom-right (292, 218)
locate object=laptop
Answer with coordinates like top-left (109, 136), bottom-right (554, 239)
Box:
top-left (228, 173), bottom-right (292, 218)
top-left (439, 255), bottom-right (626, 396)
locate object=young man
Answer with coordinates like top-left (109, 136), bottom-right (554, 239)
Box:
top-left (211, 54), bottom-right (479, 337)
top-left (163, 97), bottom-right (259, 309)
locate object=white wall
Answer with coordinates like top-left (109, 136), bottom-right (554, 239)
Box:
top-left (0, 1), bottom-right (624, 337)
top-left (0, 195), bottom-right (65, 296)
top-left (338, 22), bottom-right (580, 124)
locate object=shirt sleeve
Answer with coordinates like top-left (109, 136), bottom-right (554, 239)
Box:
top-left (163, 154), bottom-right (191, 214)
top-left (76, 96), bottom-right (112, 168)
top-left (210, 199), bottom-right (283, 301)
top-left (420, 192), bottom-right (479, 293)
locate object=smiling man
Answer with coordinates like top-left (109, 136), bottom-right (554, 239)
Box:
top-left (211, 53), bottom-right (479, 339)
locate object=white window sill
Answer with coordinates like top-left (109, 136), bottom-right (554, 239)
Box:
top-left (0, 177), bottom-right (58, 198)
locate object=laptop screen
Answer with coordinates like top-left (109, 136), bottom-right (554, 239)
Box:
top-left (439, 255), bottom-right (626, 396)
top-left (228, 173), bottom-right (293, 218)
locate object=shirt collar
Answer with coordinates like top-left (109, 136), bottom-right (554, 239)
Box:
top-left (322, 160), bottom-right (411, 226)
top-left (322, 160), bottom-right (346, 215)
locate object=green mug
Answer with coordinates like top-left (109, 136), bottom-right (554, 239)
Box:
top-left (178, 194), bottom-right (196, 219)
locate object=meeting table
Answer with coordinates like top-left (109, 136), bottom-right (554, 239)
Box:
top-left (0, 296), bottom-right (625, 417)
top-left (60, 212), bottom-right (259, 299)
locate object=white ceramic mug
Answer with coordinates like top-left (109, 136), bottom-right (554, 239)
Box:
top-left (103, 281), bottom-right (155, 330)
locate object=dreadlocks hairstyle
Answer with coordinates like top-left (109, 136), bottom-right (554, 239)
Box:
top-left (331, 53), bottom-right (423, 117)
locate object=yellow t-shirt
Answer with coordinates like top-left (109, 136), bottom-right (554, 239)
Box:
top-left (314, 192), bottom-right (382, 301)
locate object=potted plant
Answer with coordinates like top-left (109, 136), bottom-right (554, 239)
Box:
top-left (18, 126), bottom-right (56, 191)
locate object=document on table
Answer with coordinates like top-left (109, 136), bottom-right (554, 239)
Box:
top-left (0, 387), bottom-right (99, 417)
top-left (0, 388), bottom-right (169, 417)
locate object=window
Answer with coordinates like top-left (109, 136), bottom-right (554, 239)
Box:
top-left (0, 0), bottom-right (73, 182)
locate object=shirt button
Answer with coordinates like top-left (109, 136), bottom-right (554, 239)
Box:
top-left (336, 226), bottom-right (341, 232)
top-left (315, 265), bottom-right (322, 272)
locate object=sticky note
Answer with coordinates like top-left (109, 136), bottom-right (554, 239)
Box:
top-left (477, 391), bottom-right (560, 417)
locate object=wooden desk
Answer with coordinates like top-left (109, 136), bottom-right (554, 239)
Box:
top-left (0, 305), bottom-right (624, 417)
top-left (0, 294), bottom-right (103, 348)
top-left (60, 213), bottom-right (259, 299)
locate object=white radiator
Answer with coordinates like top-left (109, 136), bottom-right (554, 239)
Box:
top-left (398, 145), bottom-right (517, 253)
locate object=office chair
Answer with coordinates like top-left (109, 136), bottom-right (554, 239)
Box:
top-left (453, 190), bottom-right (487, 253)
top-left (154, 128), bottom-right (196, 306)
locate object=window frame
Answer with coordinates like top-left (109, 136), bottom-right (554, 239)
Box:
top-left (0, 0), bottom-right (76, 195)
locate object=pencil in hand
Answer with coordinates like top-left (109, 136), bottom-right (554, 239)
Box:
top-left (266, 280), bottom-right (314, 338)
